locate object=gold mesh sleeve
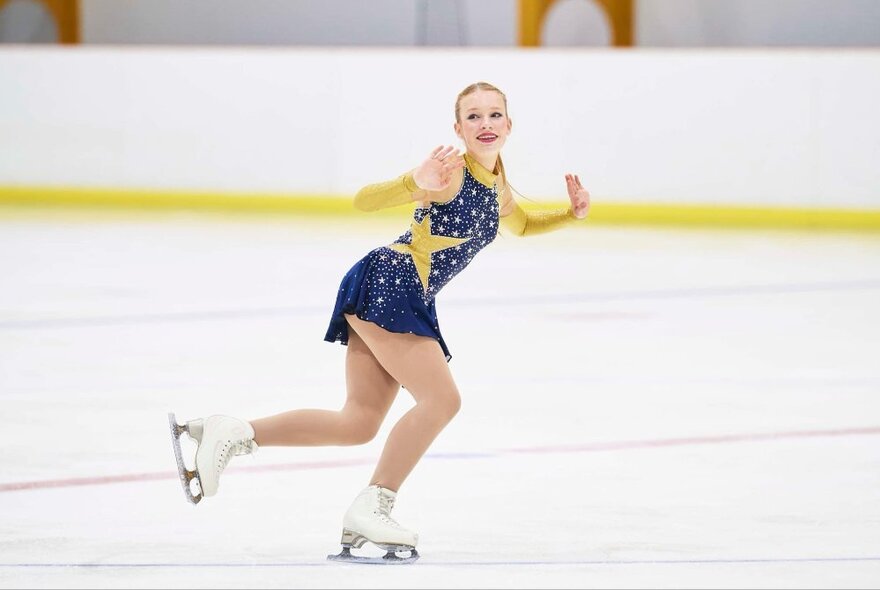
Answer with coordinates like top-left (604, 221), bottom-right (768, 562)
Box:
top-left (500, 199), bottom-right (578, 236)
top-left (353, 172), bottom-right (421, 212)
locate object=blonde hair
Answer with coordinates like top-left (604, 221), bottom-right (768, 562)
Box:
top-left (455, 82), bottom-right (509, 194)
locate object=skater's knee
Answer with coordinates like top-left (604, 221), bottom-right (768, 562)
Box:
top-left (343, 420), bottom-right (382, 445)
top-left (421, 389), bottom-right (461, 424)
top-left (338, 406), bottom-right (384, 445)
top-left (444, 391), bottom-right (462, 420)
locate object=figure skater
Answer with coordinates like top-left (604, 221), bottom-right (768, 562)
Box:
top-left (169, 81), bottom-right (590, 563)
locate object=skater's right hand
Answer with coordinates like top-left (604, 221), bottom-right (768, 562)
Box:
top-left (412, 145), bottom-right (465, 192)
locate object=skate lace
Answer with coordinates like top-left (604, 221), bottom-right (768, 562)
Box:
top-left (375, 491), bottom-right (402, 529)
top-left (216, 439), bottom-right (255, 473)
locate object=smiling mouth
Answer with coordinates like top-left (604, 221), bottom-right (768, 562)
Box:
top-left (477, 133), bottom-right (498, 143)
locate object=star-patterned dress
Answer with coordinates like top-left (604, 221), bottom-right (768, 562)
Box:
top-left (324, 156), bottom-right (500, 361)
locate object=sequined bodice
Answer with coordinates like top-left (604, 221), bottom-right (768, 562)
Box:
top-left (388, 166), bottom-right (500, 301)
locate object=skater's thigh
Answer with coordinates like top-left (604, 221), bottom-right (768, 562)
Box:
top-left (344, 327), bottom-right (400, 418)
top-left (345, 314), bottom-right (459, 405)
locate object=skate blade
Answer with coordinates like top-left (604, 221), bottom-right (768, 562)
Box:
top-left (327, 545), bottom-right (419, 565)
top-left (168, 412), bottom-right (203, 505)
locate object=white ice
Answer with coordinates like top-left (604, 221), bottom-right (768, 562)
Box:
top-left (1, 207), bottom-right (879, 589)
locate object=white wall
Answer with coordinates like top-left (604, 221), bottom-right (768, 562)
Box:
top-left (1, 47), bottom-right (879, 209)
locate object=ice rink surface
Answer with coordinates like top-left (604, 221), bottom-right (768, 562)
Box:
top-left (1, 207), bottom-right (878, 589)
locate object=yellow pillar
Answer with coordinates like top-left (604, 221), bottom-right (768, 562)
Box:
top-left (595, 0), bottom-right (633, 46)
top-left (44, 0), bottom-right (80, 44)
top-left (0, 0), bottom-right (79, 43)
top-left (519, 0), bottom-right (633, 47)
top-left (518, 0), bottom-right (554, 46)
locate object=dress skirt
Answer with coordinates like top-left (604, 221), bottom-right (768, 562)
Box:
top-left (323, 246), bottom-right (452, 361)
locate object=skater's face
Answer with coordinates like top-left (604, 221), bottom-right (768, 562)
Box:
top-left (454, 90), bottom-right (511, 157)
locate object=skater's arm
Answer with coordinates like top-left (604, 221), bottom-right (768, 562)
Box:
top-left (353, 172), bottom-right (424, 212)
top-left (500, 199), bottom-right (577, 236)
top-left (498, 174), bottom-right (589, 237)
top-left (353, 146), bottom-right (465, 212)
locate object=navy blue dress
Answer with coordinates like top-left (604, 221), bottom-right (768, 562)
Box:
top-left (324, 164), bottom-right (500, 361)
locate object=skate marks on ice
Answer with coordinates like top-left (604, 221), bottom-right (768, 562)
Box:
top-left (167, 412), bottom-right (202, 505)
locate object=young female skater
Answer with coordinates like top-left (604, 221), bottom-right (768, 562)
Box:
top-left (169, 81), bottom-right (590, 563)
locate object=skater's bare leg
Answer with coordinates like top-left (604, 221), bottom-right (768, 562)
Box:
top-left (250, 329), bottom-right (400, 446)
top-left (344, 313), bottom-right (461, 492)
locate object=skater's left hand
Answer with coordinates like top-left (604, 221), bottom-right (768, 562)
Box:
top-left (566, 174), bottom-right (590, 219)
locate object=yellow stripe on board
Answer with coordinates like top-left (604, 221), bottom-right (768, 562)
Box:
top-left (0, 185), bottom-right (367, 216)
top-left (2, 185), bottom-right (880, 232)
top-left (553, 202), bottom-right (880, 232)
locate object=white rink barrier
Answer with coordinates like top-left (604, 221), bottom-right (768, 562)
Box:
top-left (1, 47), bottom-right (878, 217)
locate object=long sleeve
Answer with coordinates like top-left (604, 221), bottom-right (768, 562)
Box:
top-left (500, 199), bottom-right (579, 236)
top-left (353, 172), bottom-right (421, 212)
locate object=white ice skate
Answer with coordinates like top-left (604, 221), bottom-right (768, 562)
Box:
top-left (327, 484), bottom-right (419, 564)
top-left (168, 412), bottom-right (257, 504)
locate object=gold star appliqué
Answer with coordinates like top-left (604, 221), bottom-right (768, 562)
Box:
top-left (389, 213), bottom-right (471, 293)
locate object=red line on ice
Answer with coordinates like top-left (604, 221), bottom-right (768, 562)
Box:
top-left (1, 426), bottom-right (878, 493)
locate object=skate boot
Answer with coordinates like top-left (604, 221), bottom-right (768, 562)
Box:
top-left (327, 484), bottom-right (419, 564)
top-left (168, 412), bottom-right (257, 504)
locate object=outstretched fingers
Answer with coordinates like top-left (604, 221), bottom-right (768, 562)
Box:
top-left (437, 159), bottom-right (458, 185)
top-left (431, 145), bottom-right (457, 161)
top-left (443, 156), bottom-right (464, 171)
top-left (565, 174), bottom-right (576, 196)
top-left (565, 173), bottom-right (585, 192)
top-left (418, 146), bottom-right (465, 190)
top-left (564, 173), bottom-right (589, 218)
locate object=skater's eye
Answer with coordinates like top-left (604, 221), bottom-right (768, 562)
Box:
top-left (467, 112), bottom-right (504, 120)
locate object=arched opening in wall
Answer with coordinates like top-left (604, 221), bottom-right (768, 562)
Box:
top-left (0, 0), bottom-right (77, 43)
top-left (519, 0), bottom-right (632, 47)
top-left (543, 0), bottom-right (611, 46)
top-left (0, 0), bottom-right (57, 42)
